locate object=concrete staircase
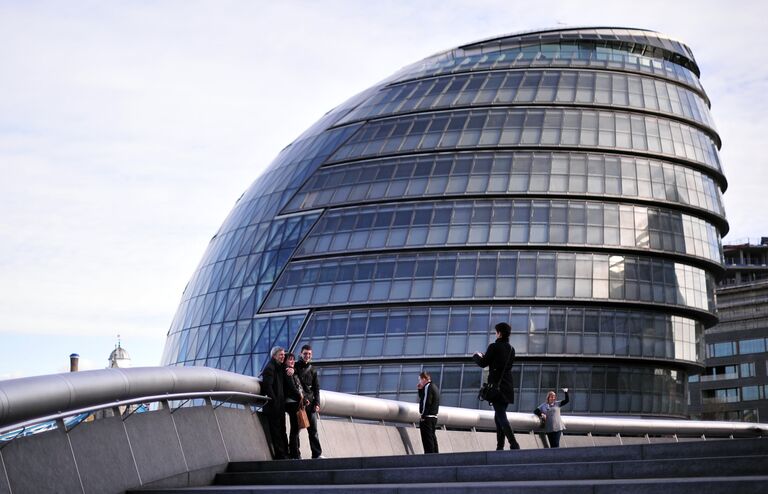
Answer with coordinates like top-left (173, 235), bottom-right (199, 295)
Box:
top-left (133, 437), bottom-right (768, 493)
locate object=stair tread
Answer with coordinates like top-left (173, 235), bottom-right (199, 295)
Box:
top-left (216, 454), bottom-right (768, 486)
top-left (128, 438), bottom-right (768, 493)
top-left (132, 475), bottom-right (768, 493)
top-left (227, 438), bottom-right (768, 472)
top-left (225, 452), bottom-right (768, 472)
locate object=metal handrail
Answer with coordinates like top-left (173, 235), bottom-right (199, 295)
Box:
top-left (319, 390), bottom-right (768, 438)
top-left (0, 390), bottom-right (268, 436)
top-left (1, 366), bottom-right (765, 442)
top-left (0, 366), bottom-right (262, 430)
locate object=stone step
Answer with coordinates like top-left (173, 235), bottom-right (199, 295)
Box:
top-left (226, 437), bottom-right (768, 473)
top-left (127, 438), bottom-right (768, 494)
top-left (130, 475), bottom-right (768, 494)
top-left (217, 454), bottom-right (768, 486)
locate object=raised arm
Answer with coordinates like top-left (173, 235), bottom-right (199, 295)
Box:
top-left (472, 344), bottom-right (494, 368)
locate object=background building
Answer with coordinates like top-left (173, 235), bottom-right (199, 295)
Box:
top-left (109, 340), bottom-right (132, 369)
top-left (689, 239), bottom-right (768, 421)
top-left (161, 27), bottom-right (727, 417)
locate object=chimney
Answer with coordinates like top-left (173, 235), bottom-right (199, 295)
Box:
top-left (69, 353), bottom-right (80, 372)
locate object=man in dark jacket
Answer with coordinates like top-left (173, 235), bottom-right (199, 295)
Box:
top-left (294, 344), bottom-right (323, 458)
top-left (417, 371), bottom-right (440, 454)
top-left (261, 346), bottom-right (288, 459)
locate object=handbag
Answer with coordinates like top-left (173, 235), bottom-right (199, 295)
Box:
top-left (478, 344), bottom-right (513, 402)
top-left (297, 406), bottom-right (310, 429)
top-left (478, 382), bottom-right (501, 402)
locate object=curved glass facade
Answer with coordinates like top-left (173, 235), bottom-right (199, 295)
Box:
top-left (286, 151), bottom-right (725, 219)
top-left (263, 251), bottom-right (714, 313)
top-left (329, 108), bottom-right (722, 174)
top-left (162, 27), bottom-right (728, 417)
top-left (300, 306), bottom-right (701, 362)
top-left (295, 199), bottom-right (722, 263)
top-left (318, 361), bottom-right (688, 415)
top-left (339, 70), bottom-right (716, 133)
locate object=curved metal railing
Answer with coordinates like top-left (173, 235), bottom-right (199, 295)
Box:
top-left (0, 366), bottom-right (266, 436)
top-left (320, 390), bottom-right (767, 437)
top-left (1, 366), bottom-right (765, 440)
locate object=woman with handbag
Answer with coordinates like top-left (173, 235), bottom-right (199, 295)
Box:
top-left (283, 353), bottom-right (304, 459)
top-left (473, 322), bottom-right (520, 450)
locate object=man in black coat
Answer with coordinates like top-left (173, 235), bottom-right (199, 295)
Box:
top-left (295, 344), bottom-right (323, 458)
top-left (261, 346), bottom-right (288, 459)
top-left (417, 371), bottom-right (440, 454)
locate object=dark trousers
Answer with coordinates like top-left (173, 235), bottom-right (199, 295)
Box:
top-left (264, 410), bottom-right (288, 460)
top-left (286, 402), bottom-right (301, 459)
top-left (306, 407), bottom-right (323, 458)
top-left (492, 401), bottom-right (520, 450)
top-left (546, 430), bottom-right (562, 448)
top-left (419, 417), bottom-right (439, 454)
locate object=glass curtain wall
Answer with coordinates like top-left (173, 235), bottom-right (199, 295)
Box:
top-left (161, 27), bottom-right (727, 417)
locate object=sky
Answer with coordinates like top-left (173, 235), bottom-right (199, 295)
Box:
top-left (1, 0), bottom-right (766, 379)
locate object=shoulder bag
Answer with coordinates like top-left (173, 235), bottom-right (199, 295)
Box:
top-left (297, 405), bottom-right (310, 429)
top-left (478, 344), bottom-right (512, 402)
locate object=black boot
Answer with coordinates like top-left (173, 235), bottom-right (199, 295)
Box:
top-left (503, 425), bottom-right (520, 450)
top-left (495, 430), bottom-right (505, 450)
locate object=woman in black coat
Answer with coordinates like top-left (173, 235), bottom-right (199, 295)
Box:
top-left (473, 322), bottom-right (520, 450)
top-left (284, 353), bottom-right (305, 459)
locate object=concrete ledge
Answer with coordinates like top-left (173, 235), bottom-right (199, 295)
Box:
top-left (2, 427), bottom-right (82, 494)
top-left (68, 415), bottom-right (140, 493)
top-left (173, 406), bottom-right (229, 471)
top-left (0, 449), bottom-right (10, 494)
top-left (124, 406), bottom-right (188, 484)
top-left (0, 405), bottom-right (269, 494)
top-left (216, 408), bottom-right (270, 462)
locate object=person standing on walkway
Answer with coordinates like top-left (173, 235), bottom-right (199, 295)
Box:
top-left (284, 353), bottom-right (304, 459)
top-left (472, 322), bottom-right (520, 450)
top-left (534, 388), bottom-right (570, 448)
top-left (417, 371), bottom-right (440, 454)
top-left (295, 344), bottom-right (324, 458)
top-left (261, 346), bottom-right (288, 459)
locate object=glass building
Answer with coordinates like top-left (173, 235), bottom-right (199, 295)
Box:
top-left (161, 27), bottom-right (727, 417)
top-left (688, 239), bottom-right (768, 422)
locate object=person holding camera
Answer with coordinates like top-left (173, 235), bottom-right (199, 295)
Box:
top-left (472, 322), bottom-right (520, 450)
top-left (534, 388), bottom-right (570, 448)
